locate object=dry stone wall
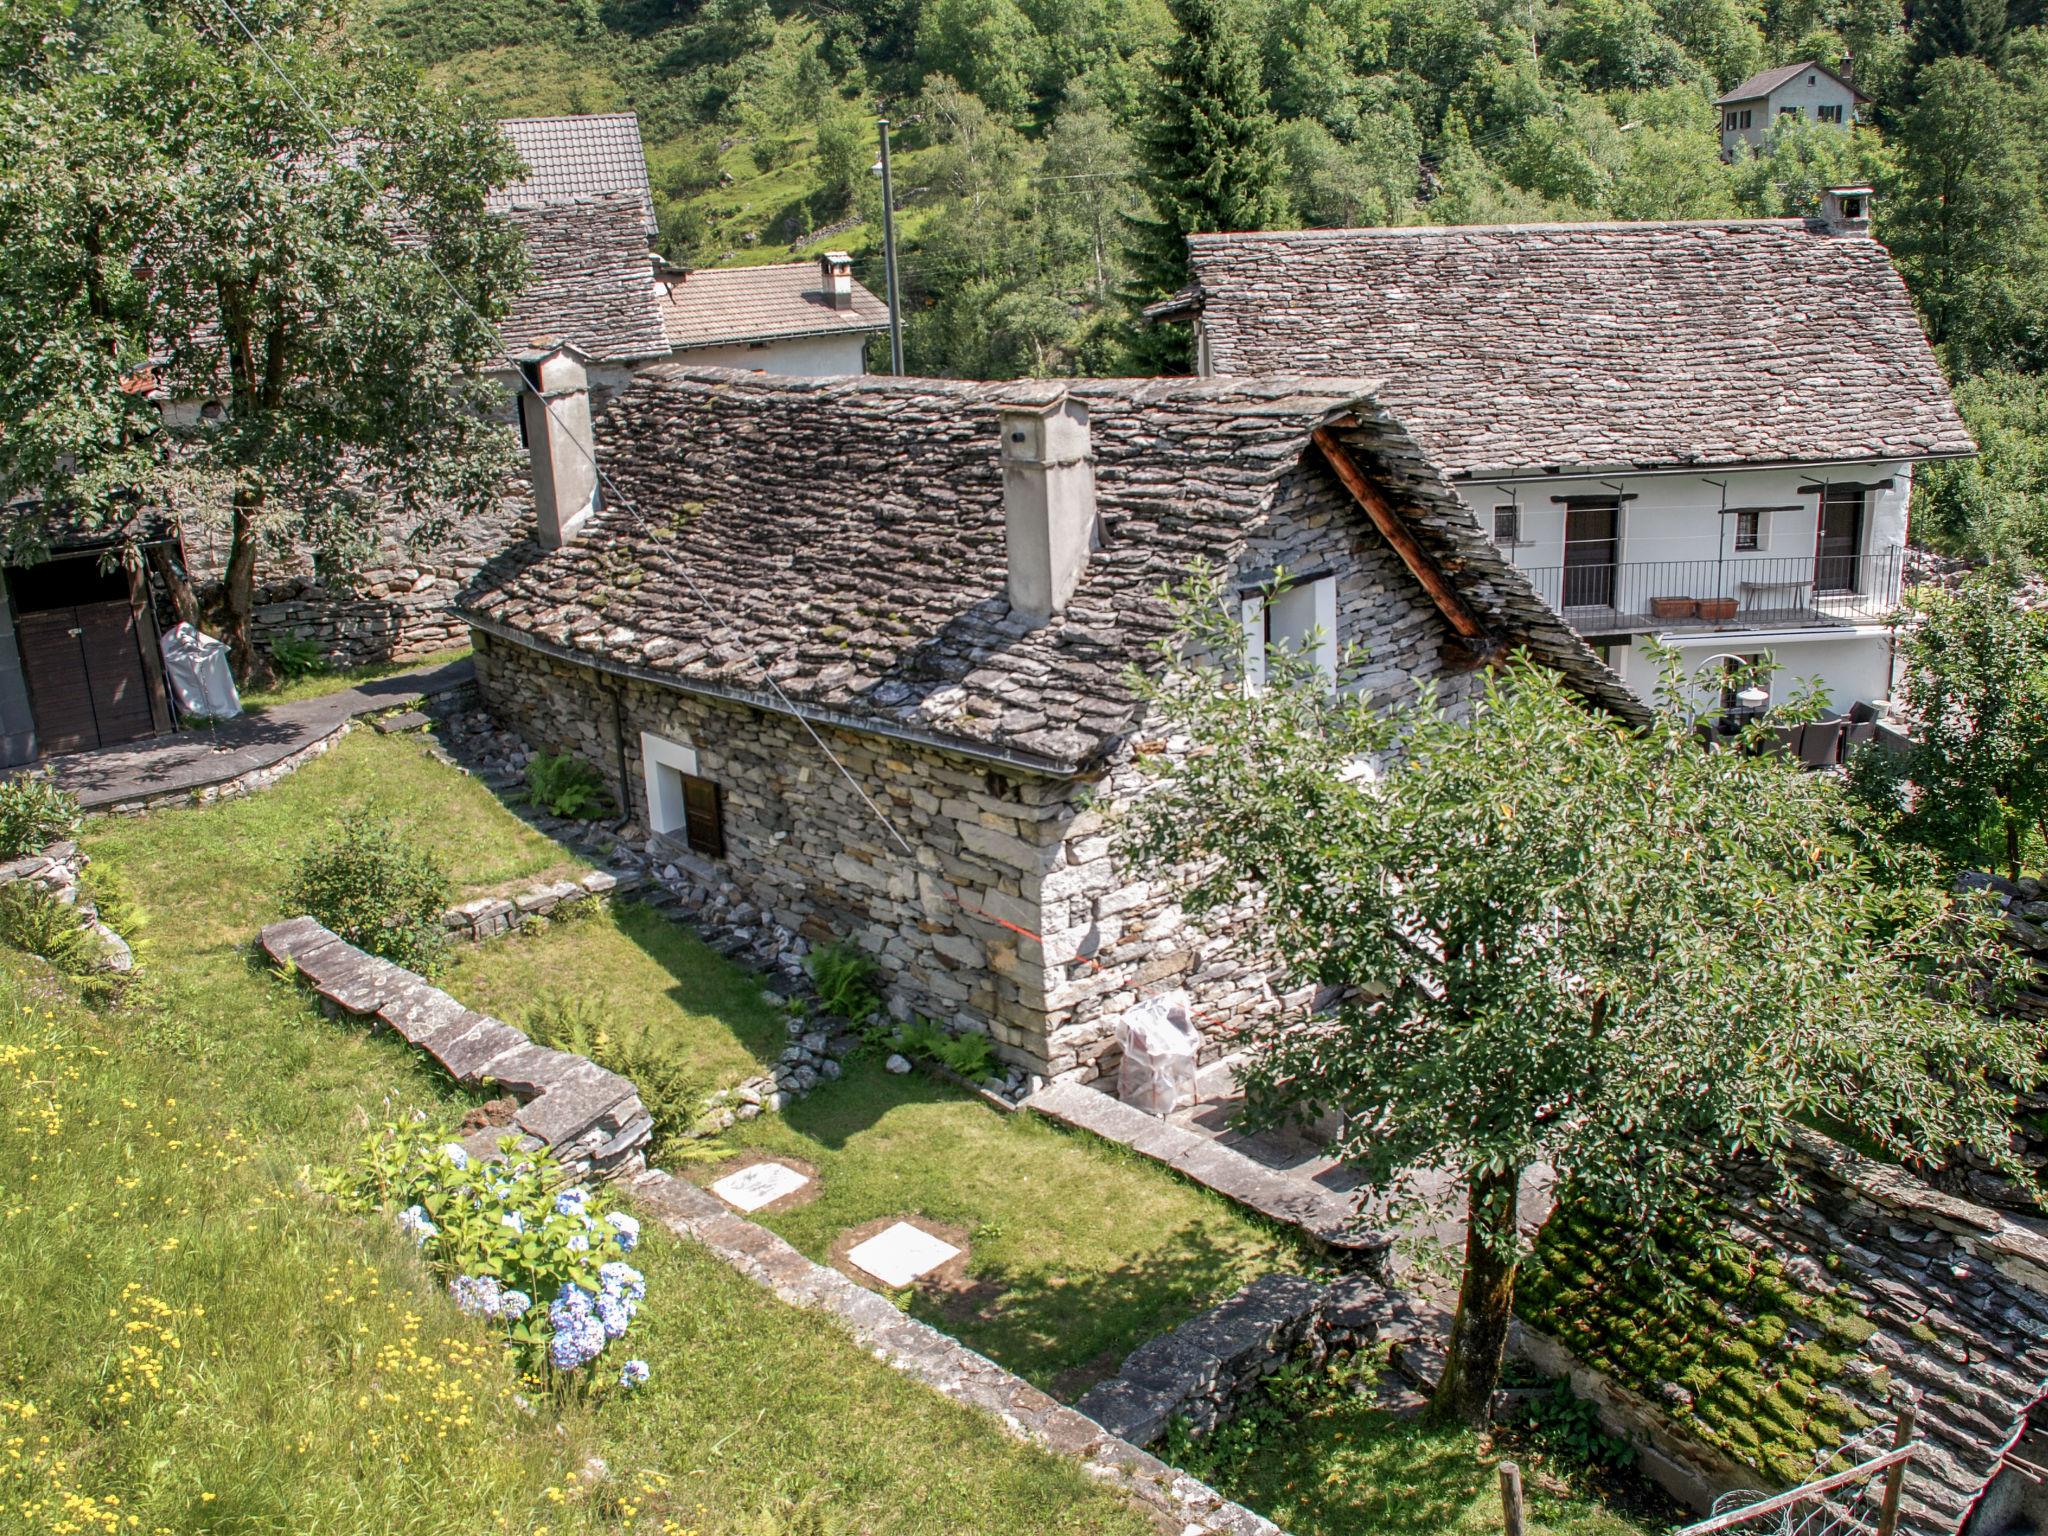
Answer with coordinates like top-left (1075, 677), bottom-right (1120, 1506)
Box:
top-left (0, 840), bottom-right (133, 972)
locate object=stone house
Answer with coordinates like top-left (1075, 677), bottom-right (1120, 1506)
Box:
top-left (1715, 61), bottom-right (1867, 157)
top-left (459, 354), bottom-right (1637, 1084)
top-left (1150, 191), bottom-right (1970, 715)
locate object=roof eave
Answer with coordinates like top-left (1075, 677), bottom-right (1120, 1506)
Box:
top-left (459, 607), bottom-right (1099, 779)
top-left (1451, 446), bottom-right (1978, 484)
top-left (666, 317), bottom-right (892, 352)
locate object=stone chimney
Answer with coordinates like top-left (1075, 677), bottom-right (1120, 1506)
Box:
top-left (516, 341), bottom-right (599, 551)
top-left (1819, 185), bottom-right (1874, 236)
top-left (820, 251), bottom-right (854, 310)
top-left (999, 392), bottom-right (1096, 625)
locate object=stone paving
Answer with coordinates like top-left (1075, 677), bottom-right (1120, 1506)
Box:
top-left (44, 657), bottom-right (475, 811)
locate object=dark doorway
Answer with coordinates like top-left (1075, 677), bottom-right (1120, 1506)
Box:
top-left (1563, 499), bottom-right (1620, 609)
top-left (1815, 488), bottom-right (1865, 594)
top-left (7, 554), bottom-right (166, 757)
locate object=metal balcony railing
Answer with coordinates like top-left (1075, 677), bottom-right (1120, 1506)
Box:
top-left (1515, 547), bottom-right (1904, 634)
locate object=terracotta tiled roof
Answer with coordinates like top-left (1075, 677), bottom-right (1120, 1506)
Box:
top-left (461, 368), bottom-right (1642, 775)
top-left (1716, 60), bottom-right (1867, 104)
top-left (494, 114), bottom-right (656, 235)
top-left (1179, 219), bottom-right (1971, 479)
top-left (500, 193), bottom-right (669, 365)
top-left (658, 263), bottom-right (890, 352)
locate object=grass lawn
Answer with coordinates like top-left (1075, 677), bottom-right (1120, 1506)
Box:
top-left (1180, 1396), bottom-right (1656, 1536)
top-left (444, 900), bottom-right (787, 1090)
top-left (37, 728), bottom-right (1157, 1534)
top-left (238, 644), bottom-right (472, 712)
top-left (684, 1058), bottom-right (1298, 1395)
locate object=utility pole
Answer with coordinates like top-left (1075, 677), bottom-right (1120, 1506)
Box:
top-left (876, 117), bottom-right (905, 376)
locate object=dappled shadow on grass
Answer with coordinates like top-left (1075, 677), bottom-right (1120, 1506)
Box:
top-left (913, 1220), bottom-right (1284, 1396)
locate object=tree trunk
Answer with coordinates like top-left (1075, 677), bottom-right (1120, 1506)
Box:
top-left (1428, 1165), bottom-right (1522, 1428)
top-left (145, 541), bottom-right (202, 631)
top-left (2005, 816), bottom-right (2022, 883)
top-left (220, 488), bottom-right (261, 682)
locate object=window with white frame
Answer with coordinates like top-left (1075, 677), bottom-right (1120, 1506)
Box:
top-left (1734, 510), bottom-right (1763, 551)
top-left (1241, 573), bottom-right (1339, 689)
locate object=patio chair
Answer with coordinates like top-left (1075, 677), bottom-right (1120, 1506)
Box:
top-left (1797, 718), bottom-right (1845, 768)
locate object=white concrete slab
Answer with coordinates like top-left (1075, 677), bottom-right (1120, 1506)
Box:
top-left (846, 1221), bottom-right (960, 1289)
top-left (711, 1161), bottom-right (811, 1212)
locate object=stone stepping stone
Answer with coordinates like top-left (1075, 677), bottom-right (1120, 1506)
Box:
top-left (711, 1161), bottom-right (811, 1213)
top-left (372, 710), bottom-right (431, 735)
top-left (846, 1221), bottom-right (960, 1289)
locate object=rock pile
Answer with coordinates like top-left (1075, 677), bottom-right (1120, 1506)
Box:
top-left (1076, 1272), bottom-right (1400, 1447)
top-left (0, 841), bottom-right (133, 972)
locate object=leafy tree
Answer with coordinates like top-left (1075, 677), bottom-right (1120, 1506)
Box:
top-left (914, 0), bottom-right (1045, 116)
top-left (1886, 55), bottom-right (2048, 375)
top-left (1123, 574), bottom-right (2033, 1425)
top-left (1277, 113), bottom-right (1422, 227)
top-left (1908, 0), bottom-right (2012, 76)
top-left (0, 0), bottom-right (525, 678)
top-left (1120, 0), bottom-right (1286, 371)
top-left (810, 104), bottom-right (873, 222)
top-left (1913, 370), bottom-right (2048, 568)
top-left (1849, 574), bottom-right (2048, 878)
top-left (1729, 111), bottom-right (1890, 215)
top-left (1263, 0), bottom-right (1394, 133)
top-left (1041, 93), bottom-right (1143, 299)
top-left (1546, 0), bottom-right (1694, 91)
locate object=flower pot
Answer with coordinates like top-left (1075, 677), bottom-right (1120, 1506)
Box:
top-left (1696, 598), bottom-right (1738, 621)
top-left (1650, 596), bottom-right (1699, 620)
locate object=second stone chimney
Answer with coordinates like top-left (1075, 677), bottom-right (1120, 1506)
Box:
top-left (999, 393), bottom-right (1096, 625)
top-left (820, 251), bottom-right (854, 310)
top-left (516, 341), bottom-right (599, 551)
top-left (1819, 185), bottom-right (1874, 236)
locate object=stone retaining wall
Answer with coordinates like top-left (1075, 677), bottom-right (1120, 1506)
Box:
top-left (0, 840), bottom-right (133, 971)
top-left (260, 915), bottom-right (652, 1178)
top-left (624, 1166), bottom-right (1288, 1536)
top-left (1074, 1271), bottom-right (1398, 1447)
top-left (441, 868), bottom-right (637, 941)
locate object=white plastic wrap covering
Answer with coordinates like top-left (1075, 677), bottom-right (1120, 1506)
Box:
top-left (160, 623), bottom-right (242, 720)
top-left (1115, 988), bottom-right (1200, 1117)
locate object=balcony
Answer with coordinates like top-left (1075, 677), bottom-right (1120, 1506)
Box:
top-left (1515, 548), bottom-right (1904, 636)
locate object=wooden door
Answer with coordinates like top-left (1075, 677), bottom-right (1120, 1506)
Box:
top-left (16, 598), bottom-right (157, 756)
top-left (1563, 501), bottom-right (1619, 609)
top-left (1815, 489), bottom-right (1864, 594)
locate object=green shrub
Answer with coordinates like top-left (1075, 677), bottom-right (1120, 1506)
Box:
top-left (0, 774), bottom-right (81, 859)
top-left (79, 866), bottom-right (145, 947)
top-left (267, 632), bottom-right (329, 680)
top-left (891, 1014), bottom-right (997, 1080)
top-left (322, 1119), bottom-right (647, 1386)
top-left (805, 940), bottom-right (881, 1021)
top-left (0, 883), bottom-right (96, 973)
top-left (1524, 1381), bottom-right (1636, 1469)
top-left (524, 753), bottom-right (613, 819)
top-left (530, 989), bottom-right (704, 1156)
top-left (285, 820), bottom-right (451, 974)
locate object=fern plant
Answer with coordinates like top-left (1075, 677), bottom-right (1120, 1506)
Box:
top-left (804, 941), bottom-right (882, 1022)
top-left (0, 884), bottom-right (96, 973)
top-left (528, 989), bottom-right (703, 1155)
top-left (267, 632), bottom-right (329, 680)
top-left (524, 753), bottom-right (613, 819)
top-left (891, 1015), bottom-right (996, 1080)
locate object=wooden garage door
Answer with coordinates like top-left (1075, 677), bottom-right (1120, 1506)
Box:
top-left (17, 599), bottom-right (157, 756)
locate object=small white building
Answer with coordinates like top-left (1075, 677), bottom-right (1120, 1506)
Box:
top-left (654, 255), bottom-right (890, 376)
top-left (1716, 61), bottom-right (1866, 157)
top-left (1152, 189), bottom-right (1975, 717)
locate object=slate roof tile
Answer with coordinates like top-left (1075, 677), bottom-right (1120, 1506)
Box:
top-left (493, 114), bottom-right (656, 234)
top-left (461, 368), bottom-right (1643, 774)
top-left (1180, 219), bottom-right (1970, 478)
top-left (659, 262), bottom-right (890, 351)
top-left (500, 193), bottom-right (669, 365)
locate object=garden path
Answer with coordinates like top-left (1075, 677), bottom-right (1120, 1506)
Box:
top-left (43, 656), bottom-right (473, 809)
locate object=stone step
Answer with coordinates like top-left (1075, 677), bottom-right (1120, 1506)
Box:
top-left (1025, 1079), bottom-right (1394, 1267)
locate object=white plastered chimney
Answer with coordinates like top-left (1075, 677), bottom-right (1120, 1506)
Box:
top-left (999, 392), bottom-right (1096, 625)
top-left (516, 341), bottom-right (599, 551)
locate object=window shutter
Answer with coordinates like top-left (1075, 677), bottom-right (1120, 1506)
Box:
top-left (681, 774), bottom-right (725, 860)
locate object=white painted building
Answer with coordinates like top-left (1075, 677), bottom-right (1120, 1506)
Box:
top-left (1153, 190), bottom-right (1974, 718)
top-left (1716, 60), bottom-right (1866, 158)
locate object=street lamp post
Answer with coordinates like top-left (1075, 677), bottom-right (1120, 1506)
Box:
top-left (875, 118), bottom-right (904, 376)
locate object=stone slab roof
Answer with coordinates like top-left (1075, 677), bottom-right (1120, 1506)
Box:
top-left (460, 368), bottom-right (1642, 775)
top-left (1524, 1133), bottom-right (2048, 1536)
top-left (494, 114), bottom-right (656, 235)
top-left (1717, 60), bottom-right (1867, 104)
top-left (500, 192), bottom-right (669, 366)
top-left (660, 262), bottom-right (891, 352)
top-left (1178, 220), bottom-right (1971, 478)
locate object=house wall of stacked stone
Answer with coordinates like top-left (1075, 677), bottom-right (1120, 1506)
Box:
top-left (471, 463), bottom-right (1487, 1083)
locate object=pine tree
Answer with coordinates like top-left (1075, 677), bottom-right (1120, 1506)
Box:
top-left (1119, 0), bottom-right (1286, 373)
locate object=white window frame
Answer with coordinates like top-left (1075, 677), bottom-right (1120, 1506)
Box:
top-left (1241, 574), bottom-right (1339, 691)
top-left (640, 731), bottom-right (701, 840)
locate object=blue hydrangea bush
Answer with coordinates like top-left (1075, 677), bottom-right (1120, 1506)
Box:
top-left (325, 1120), bottom-right (649, 1390)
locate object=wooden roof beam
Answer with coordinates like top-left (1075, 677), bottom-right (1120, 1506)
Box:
top-left (1311, 426), bottom-right (1493, 647)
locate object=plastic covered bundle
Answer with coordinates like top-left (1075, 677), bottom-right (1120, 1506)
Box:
top-left (1115, 989), bottom-right (1200, 1117)
top-left (160, 622), bottom-right (242, 720)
